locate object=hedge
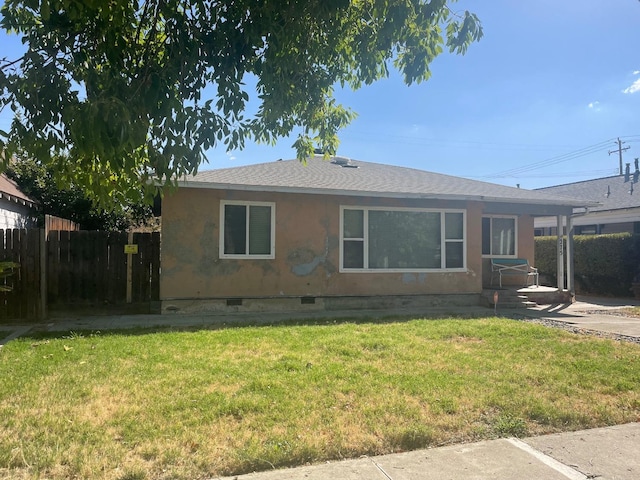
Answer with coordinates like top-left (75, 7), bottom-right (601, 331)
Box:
top-left (534, 233), bottom-right (640, 296)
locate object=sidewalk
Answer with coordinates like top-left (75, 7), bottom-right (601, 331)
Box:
top-left (213, 423), bottom-right (640, 480)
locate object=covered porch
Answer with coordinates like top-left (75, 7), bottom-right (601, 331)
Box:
top-left (482, 201), bottom-right (584, 301)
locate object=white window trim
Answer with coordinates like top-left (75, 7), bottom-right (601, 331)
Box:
top-left (481, 215), bottom-right (518, 258)
top-left (339, 205), bottom-right (467, 273)
top-left (219, 200), bottom-right (276, 259)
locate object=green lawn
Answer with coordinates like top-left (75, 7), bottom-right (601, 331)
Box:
top-left (1, 317), bottom-right (639, 480)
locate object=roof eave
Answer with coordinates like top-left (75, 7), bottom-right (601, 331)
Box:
top-left (178, 180), bottom-right (593, 209)
top-left (0, 191), bottom-right (39, 210)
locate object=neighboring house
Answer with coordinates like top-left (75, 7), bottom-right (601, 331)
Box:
top-left (0, 173), bottom-right (38, 229)
top-left (534, 164), bottom-right (640, 236)
top-left (161, 156), bottom-right (589, 313)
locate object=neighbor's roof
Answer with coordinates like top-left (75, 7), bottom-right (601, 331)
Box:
top-left (181, 156), bottom-right (594, 208)
top-left (536, 174), bottom-right (640, 213)
top-left (0, 173), bottom-right (38, 209)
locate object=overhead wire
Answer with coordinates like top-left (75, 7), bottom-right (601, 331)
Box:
top-left (481, 138), bottom-right (618, 179)
top-left (344, 129), bottom-right (583, 152)
top-left (341, 131), bottom-right (639, 182)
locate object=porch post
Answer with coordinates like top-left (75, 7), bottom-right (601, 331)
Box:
top-left (556, 215), bottom-right (564, 290)
top-left (566, 215), bottom-right (575, 295)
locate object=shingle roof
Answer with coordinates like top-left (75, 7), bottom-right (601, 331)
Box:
top-left (536, 174), bottom-right (640, 213)
top-left (0, 174), bottom-right (38, 209)
top-left (181, 156), bottom-right (591, 207)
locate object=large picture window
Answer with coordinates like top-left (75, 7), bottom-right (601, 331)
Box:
top-left (341, 207), bottom-right (466, 271)
top-left (220, 201), bottom-right (275, 259)
top-left (482, 216), bottom-right (516, 257)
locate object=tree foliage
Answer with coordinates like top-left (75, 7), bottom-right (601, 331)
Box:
top-left (0, 0), bottom-right (482, 205)
top-left (7, 156), bottom-right (153, 230)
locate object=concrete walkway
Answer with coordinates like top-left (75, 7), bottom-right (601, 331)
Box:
top-left (213, 423), bottom-right (640, 480)
top-left (0, 305), bottom-right (494, 345)
top-left (2, 294), bottom-right (640, 344)
top-left (525, 295), bottom-right (640, 338)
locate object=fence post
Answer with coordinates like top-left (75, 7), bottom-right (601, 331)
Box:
top-left (126, 231), bottom-right (133, 303)
top-left (39, 228), bottom-right (47, 320)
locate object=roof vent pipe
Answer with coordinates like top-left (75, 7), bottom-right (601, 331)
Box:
top-left (624, 163), bottom-right (630, 182)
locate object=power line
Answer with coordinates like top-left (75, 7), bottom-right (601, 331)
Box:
top-left (482, 139), bottom-right (616, 179)
top-left (468, 168), bottom-right (618, 180)
top-left (608, 137), bottom-right (630, 175)
top-left (343, 130), bottom-right (585, 151)
top-left (503, 168), bottom-right (618, 179)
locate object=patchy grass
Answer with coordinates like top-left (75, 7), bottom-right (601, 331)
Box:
top-left (1, 317), bottom-right (639, 479)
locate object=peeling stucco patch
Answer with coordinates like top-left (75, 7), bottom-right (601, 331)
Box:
top-left (290, 238), bottom-right (331, 276)
top-left (208, 260), bottom-right (241, 276)
top-left (196, 220), bottom-right (219, 276)
top-left (260, 261), bottom-right (277, 275)
top-left (292, 255), bottom-right (325, 276)
top-left (402, 273), bottom-right (416, 284)
top-left (402, 273), bottom-right (428, 284)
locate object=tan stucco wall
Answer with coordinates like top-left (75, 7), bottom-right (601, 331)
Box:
top-left (161, 188), bottom-right (490, 301)
top-left (519, 214), bottom-right (535, 262)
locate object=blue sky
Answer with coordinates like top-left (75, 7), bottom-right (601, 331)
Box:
top-left (1, 0), bottom-right (639, 189)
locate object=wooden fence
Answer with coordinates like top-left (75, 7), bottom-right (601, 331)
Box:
top-left (45, 214), bottom-right (80, 235)
top-left (0, 229), bottom-right (43, 320)
top-left (0, 229), bottom-right (160, 322)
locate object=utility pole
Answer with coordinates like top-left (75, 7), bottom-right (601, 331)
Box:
top-left (609, 137), bottom-right (630, 175)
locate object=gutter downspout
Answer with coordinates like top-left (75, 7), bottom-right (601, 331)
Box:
top-left (566, 216), bottom-right (574, 298)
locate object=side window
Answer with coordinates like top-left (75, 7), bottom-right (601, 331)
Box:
top-left (482, 216), bottom-right (516, 257)
top-left (343, 209), bottom-right (365, 268)
top-left (220, 202), bottom-right (275, 259)
top-left (444, 212), bottom-right (464, 268)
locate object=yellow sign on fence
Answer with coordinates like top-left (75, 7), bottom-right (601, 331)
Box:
top-left (124, 244), bottom-right (138, 254)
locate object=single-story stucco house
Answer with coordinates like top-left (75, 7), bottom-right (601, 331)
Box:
top-left (160, 155), bottom-right (589, 313)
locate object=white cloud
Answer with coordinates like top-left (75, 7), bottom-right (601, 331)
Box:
top-left (623, 78), bottom-right (640, 94)
top-left (634, 70), bottom-right (640, 75)
top-left (588, 101), bottom-right (600, 110)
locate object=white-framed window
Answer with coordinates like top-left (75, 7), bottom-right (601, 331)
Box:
top-left (219, 201), bottom-right (275, 259)
top-left (340, 206), bottom-right (466, 272)
top-left (482, 216), bottom-right (516, 257)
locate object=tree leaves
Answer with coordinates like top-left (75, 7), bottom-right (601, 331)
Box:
top-left (0, 0), bottom-right (482, 206)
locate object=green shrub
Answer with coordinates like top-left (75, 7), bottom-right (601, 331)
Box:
top-left (535, 233), bottom-right (640, 296)
top-left (534, 237), bottom-right (558, 280)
